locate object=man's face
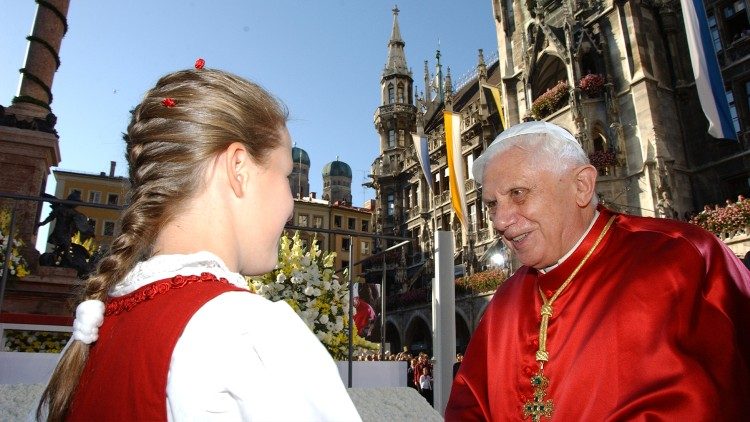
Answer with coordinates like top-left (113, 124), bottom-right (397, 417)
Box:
top-left (480, 146), bottom-right (583, 269)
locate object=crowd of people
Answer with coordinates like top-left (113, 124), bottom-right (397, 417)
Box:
top-left (355, 351), bottom-right (436, 405)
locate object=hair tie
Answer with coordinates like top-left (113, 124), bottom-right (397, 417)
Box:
top-left (161, 98), bottom-right (176, 108)
top-left (71, 299), bottom-right (105, 345)
top-left (195, 58), bottom-right (205, 69)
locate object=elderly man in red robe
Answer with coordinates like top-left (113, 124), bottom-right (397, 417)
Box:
top-left (445, 121), bottom-right (750, 421)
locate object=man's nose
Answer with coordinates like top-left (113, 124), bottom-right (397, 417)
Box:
top-left (490, 204), bottom-right (514, 234)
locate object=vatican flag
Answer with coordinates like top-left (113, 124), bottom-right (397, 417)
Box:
top-left (481, 83), bottom-right (507, 131)
top-left (444, 111), bottom-right (468, 231)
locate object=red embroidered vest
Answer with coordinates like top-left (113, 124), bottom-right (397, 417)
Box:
top-left (67, 273), bottom-right (246, 421)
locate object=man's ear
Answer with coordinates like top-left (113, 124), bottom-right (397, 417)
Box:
top-left (224, 142), bottom-right (250, 198)
top-left (573, 164), bottom-right (598, 207)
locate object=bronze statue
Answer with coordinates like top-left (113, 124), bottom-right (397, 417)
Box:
top-left (37, 192), bottom-right (96, 277)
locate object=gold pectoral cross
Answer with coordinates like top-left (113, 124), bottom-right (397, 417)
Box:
top-left (523, 371), bottom-right (554, 421)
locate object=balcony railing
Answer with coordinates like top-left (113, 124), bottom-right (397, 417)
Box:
top-left (408, 206), bottom-right (422, 220)
top-left (465, 179), bottom-right (476, 192)
top-left (439, 190), bottom-right (450, 205)
top-left (476, 228), bottom-right (492, 243)
top-left (724, 35), bottom-right (750, 65)
top-left (378, 103), bottom-right (417, 115)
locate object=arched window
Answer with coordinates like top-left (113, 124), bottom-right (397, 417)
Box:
top-left (593, 132), bottom-right (607, 152)
top-left (388, 84), bottom-right (395, 104)
top-left (590, 131), bottom-right (615, 176)
top-left (397, 83), bottom-right (405, 103)
top-left (531, 54), bottom-right (568, 101)
top-left (387, 192), bottom-right (395, 216)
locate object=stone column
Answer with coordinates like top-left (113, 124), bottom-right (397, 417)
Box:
top-left (1, 0), bottom-right (69, 267)
top-left (9, 0), bottom-right (70, 119)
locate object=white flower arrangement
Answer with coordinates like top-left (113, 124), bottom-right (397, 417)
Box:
top-left (0, 208), bottom-right (30, 278)
top-left (248, 232), bottom-right (378, 360)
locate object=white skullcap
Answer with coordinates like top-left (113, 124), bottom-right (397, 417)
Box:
top-left (472, 121), bottom-right (580, 185)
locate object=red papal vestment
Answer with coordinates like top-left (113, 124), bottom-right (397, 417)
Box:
top-left (446, 207), bottom-right (750, 421)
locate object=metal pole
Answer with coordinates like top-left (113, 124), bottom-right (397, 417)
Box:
top-left (347, 235), bottom-right (354, 388)
top-left (381, 252), bottom-right (386, 359)
top-left (433, 230), bottom-right (456, 415)
top-left (0, 209), bottom-right (18, 315)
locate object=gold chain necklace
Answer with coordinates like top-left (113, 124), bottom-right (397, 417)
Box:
top-left (523, 215), bottom-right (616, 421)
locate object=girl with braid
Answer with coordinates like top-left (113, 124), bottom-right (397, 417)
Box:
top-left (37, 63), bottom-right (361, 421)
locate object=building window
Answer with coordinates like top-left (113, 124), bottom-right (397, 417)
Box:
top-left (727, 88), bottom-right (741, 133)
top-left (88, 191), bottom-right (101, 204)
top-left (298, 214), bottom-right (309, 227)
top-left (361, 220), bottom-right (369, 232)
top-left (107, 193), bottom-right (119, 206)
top-left (69, 189), bottom-right (82, 199)
top-left (88, 218), bottom-right (97, 233)
top-left (334, 215), bottom-right (342, 227)
top-left (469, 203), bottom-right (477, 233)
top-left (103, 221), bottom-right (115, 236)
top-left (708, 13), bottom-right (723, 53)
top-left (397, 83), bottom-right (405, 103)
top-left (723, 0), bottom-right (750, 43)
top-left (341, 260), bottom-right (349, 270)
top-left (313, 216), bottom-right (323, 228)
top-left (342, 237), bottom-right (351, 251)
top-left (388, 84), bottom-right (395, 104)
top-left (348, 217), bottom-right (356, 230)
top-left (388, 130), bottom-right (396, 148)
top-left (387, 193), bottom-right (395, 216)
top-left (361, 241), bottom-right (370, 255)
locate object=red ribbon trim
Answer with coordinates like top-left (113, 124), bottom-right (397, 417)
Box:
top-left (106, 273), bottom-right (232, 316)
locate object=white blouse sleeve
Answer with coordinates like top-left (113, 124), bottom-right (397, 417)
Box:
top-left (167, 291), bottom-right (361, 421)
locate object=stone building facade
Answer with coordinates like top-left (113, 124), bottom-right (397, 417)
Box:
top-left (367, 7), bottom-right (508, 354)
top-left (489, 0), bottom-right (750, 217)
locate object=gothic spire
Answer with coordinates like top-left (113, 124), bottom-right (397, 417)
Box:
top-left (383, 5), bottom-right (409, 77)
top-left (434, 49), bottom-right (444, 103)
top-left (423, 60), bottom-right (432, 103)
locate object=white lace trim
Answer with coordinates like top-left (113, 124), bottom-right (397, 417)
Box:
top-left (110, 251), bottom-right (249, 297)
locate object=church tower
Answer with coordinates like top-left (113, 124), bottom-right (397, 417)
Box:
top-left (322, 157), bottom-right (352, 204)
top-left (370, 5), bottom-right (417, 240)
top-left (290, 146), bottom-right (310, 198)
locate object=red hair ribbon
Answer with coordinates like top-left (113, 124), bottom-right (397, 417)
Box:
top-left (195, 58), bottom-right (205, 69)
top-left (161, 98), bottom-right (176, 108)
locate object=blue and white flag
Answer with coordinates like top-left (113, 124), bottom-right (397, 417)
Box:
top-left (680, 0), bottom-right (737, 140)
top-left (411, 131), bottom-right (433, 192)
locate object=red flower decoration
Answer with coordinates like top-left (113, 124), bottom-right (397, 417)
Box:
top-left (195, 58), bottom-right (205, 69)
top-left (161, 98), bottom-right (176, 108)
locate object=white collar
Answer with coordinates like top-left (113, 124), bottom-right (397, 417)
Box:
top-left (110, 251), bottom-right (249, 297)
top-left (539, 210), bottom-right (599, 274)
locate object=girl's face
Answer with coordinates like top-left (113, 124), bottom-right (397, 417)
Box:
top-left (238, 128), bottom-right (293, 275)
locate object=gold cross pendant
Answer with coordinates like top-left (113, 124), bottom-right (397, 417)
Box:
top-left (522, 372), bottom-right (554, 421)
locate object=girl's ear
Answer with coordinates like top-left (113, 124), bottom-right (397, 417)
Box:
top-left (224, 142), bottom-right (251, 197)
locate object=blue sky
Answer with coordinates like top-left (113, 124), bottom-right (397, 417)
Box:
top-left (1, 1), bottom-right (497, 250)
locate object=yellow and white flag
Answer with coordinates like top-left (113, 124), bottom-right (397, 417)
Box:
top-left (481, 83), bottom-right (506, 130)
top-left (444, 111), bottom-right (468, 231)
